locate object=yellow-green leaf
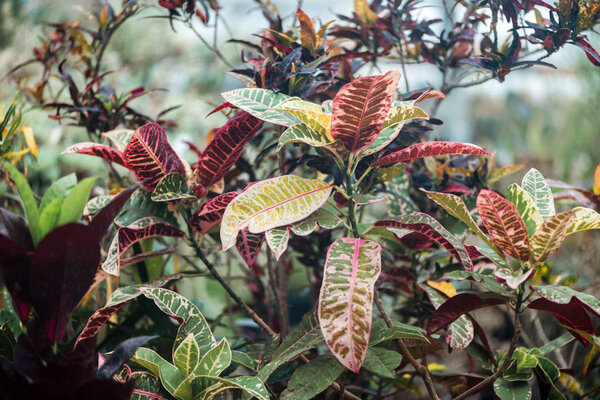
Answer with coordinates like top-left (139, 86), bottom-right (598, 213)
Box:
top-left (506, 183), bottom-right (543, 237)
top-left (173, 333), bottom-right (200, 376)
top-left (566, 207), bottom-right (600, 235)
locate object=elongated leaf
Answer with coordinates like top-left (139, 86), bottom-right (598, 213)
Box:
top-left (277, 122), bottom-right (333, 150)
top-left (566, 207), bottom-right (600, 235)
top-left (297, 8), bottom-right (317, 51)
top-left (191, 192), bottom-right (238, 234)
top-left (373, 213), bottom-right (473, 270)
top-left (318, 238), bottom-right (381, 373)
top-left (528, 297), bottom-right (594, 344)
top-left (123, 123), bottom-right (186, 190)
top-left (427, 293), bottom-right (507, 334)
top-left (530, 210), bottom-right (575, 264)
top-left (196, 112), bottom-right (263, 187)
top-left (192, 375), bottom-right (268, 400)
top-left (331, 71), bottom-right (400, 152)
top-left (103, 128), bottom-right (134, 151)
top-left (57, 176), bottom-right (96, 226)
top-left (532, 286), bottom-right (600, 318)
top-left (506, 183), bottom-right (543, 236)
top-left (221, 88), bottom-right (298, 126)
top-left (3, 162), bottom-right (40, 245)
top-left (522, 168), bottom-right (555, 219)
top-left (257, 310), bottom-right (323, 380)
top-left (152, 172), bottom-right (195, 202)
top-left (385, 170), bottom-right (417, 216)
top-left (39, 173), bottom-right (77, 212)
top-left (194, 338), bottom-right (231, 377)
top-left (220, 175), bottom-right (332, 250)
top-left (131, 347), bottom-right (188, 398)
top-left (371, 141), bottom-right (491, 168)
top-left (174, 333), bottom-right (200, 376)
top-left (235, 228), bottom-right (264, 268)
top-left (369, 319), bottom-right (428, 345)
top-left (38, 197), bottom-right (63, 239)
top-left (280, 354), bottom-right (345, 400)
top-left (477, 189), bottom-right (530, 262)
top-left (62, 142), bottom-right (127, 167)
top-left (424, 190), bottom-right (503, 257)
top-left (363, 347), bottom-right (402, 378)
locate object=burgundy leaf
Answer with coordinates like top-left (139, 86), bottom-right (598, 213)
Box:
top-left (331, 70), bottom-right (401, 152)
top-left (0, 235), bottom-right (32, 322)
top-left (89, 186), bottom-right (137, 239)
top-left (118, 223), bottom-right (185, 257)
top-left (371, 141), bottom-right (491, 168)
top-left (190, 192), bottom-right (239, 234)
top-left (527, 298), bottom-right (594, 344)
top-left (196, 112), bottom-right (263, 187)
top-left (62, 143), bottom-right (127, 168)
top-left (427, 293), bottom-right (507, 334)
top-left (123, 123), bottom-right (186, 190)
top-left (0, 207), bottom-right (34, 251)
top-left (235, 228), bottom-right (265, 268)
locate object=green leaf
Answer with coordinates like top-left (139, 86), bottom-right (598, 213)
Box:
top-left (566, 207), bottom-right (600, 235)
top-left (362, 347), bottom-right (402, 378)
top-left (221, 88), bottom-right (298, 126)
top-left (530, 210), bottom-right (576, 264)
top-left (39, 173), bottom-right (77, 212)
top-left (385, 170), bottom-right (418, 216)
top-left (531, 285), bottom-right (600, 317)
top-left (539, 333), bottom-right (574, 356)
top-left (3, 162), bottom-right (40, 245)
top-left (522, 168), bottom-right (555, 219)
top-left (506, 183), bottom-right (543, 237)
top-left (279, 354), bottom-right (345, 400)
top-left (192, 375), bottom-right (269, 400)
top-left (231, 350), bottom-right (257, 371)
top-left (193, 338), bottom-right (232, 377)
top-left (152, 172), bottom-right (195, 202)
top-left (83, 195), bottom-right (113, 217)
top-left (115, 187), bottom-right (178, 227)
top-left (38, 197), bottom-right (63, 239)
top-left (131, 347), bottom-right (189, 399)
top-left (512, 347), bottom-right (540, 372)
top-left (494, 377), bottom-right (532, 400)
top-left (57, 176), bottom-right (96, 226)
top-left (174, 333), bottom-right (200, 376)
top-left (369, 319), bottom-right (428, 345)
top-left (503, 361), bottom-right (534, 381)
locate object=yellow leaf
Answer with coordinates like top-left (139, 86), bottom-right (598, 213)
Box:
top-left (21, 127), bottom-right (38, 157)
top-left (354, 0), bottom-right (378, 25)
top-left (593, 163), bottom-right (600, 194)
top-left (427, 280), bottom-right (457, 298)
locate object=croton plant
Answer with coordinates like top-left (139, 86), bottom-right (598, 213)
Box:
top-left (1, 0), bottom-right (600, 399)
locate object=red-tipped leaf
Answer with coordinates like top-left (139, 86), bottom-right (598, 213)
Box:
top-left (371, 141), bottom-right (491, 168)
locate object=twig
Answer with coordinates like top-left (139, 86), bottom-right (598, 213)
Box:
top-left (186, 20), bottom-right (234, 69)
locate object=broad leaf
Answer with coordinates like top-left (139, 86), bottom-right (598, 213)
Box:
top-left (331, 70), bottom-right (400, 152)
top-left (62, 142), bottom-right (127, 168)
top-left (220, 175), bottom-right (332, 250)
top-left (506, 183), bottom-right (543, 236)
top-left (279, 354), bottom-right (345, 400)
top-left (193, 338), bottom-right (232, 377)
top-left (372, 141), bottom-right (490, 168)
top-left (318, 238), bottom-right (381, 373)
top-left (115, 188), bottom-right (178, 227)
top-left (495, 268), bottom-right (535, 290)
top-left (152, 172), bottom-right (195, 202)
top-left (131, 347), bottom-right (188, 398)
top-left (196, 112), bottom-right (263, 187)
top-left (38, 197), bottom-right (63, 239)
top-left (494, 378), bottom-right (532, 400)
top-left (522, 168), bottom-right (555, 219)
top-left (3, 162), bottom-right (40, 245)
top-left (362, 347), bottom-right (402, 378)
top-left (57, 176), bottom-right (96, 226)
top-left (529, 210), bottom-right (576, 263)
top-left (373, 213), bottom-right (473, 270)
top-left (173, 333), bottom-right (200, 376)
top-left (369, 319), bottom-right (428, 345)
top-left (566, 207), bottom-right (600, 235)
top-left (477, 189), bottom-right (531, 262)
top-left (235, 228), bottom-right (265, 268)
top-left (191, 192), bottom-right (238, 234)
top-left (192, 375), bottom-right (268, 400)
top-left (39, 173), bottom-right (77, 212)
top-left (123, 123), bottom-right (186, 190)
top-left (221, 88), bottom-right (298, 126)
top-left (102, 128), bottom-right (134, 151)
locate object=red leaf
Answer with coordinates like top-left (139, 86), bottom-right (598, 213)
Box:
top-left (331, 70), bottom-right (401, 152)
top-left (372, 141), bottom-right (491, 168)
top-left (123, 123), bottom-right (186, 190)
top-left (427, 293), bottom-right (507, 334)
top-left (118, 223), bottom-right (185, 256)
top-left (574, 37), bottom-right (600, 67)
top-left (235, 228), bottom-right (265, 268)
top-left (62, 142), bottom-right (127, 168)
top-left (477, 189), bottom-right (530, 261)
top-left (190, 192), bottom-right (239, 234)
top-left (206, 102), bottom-right (233, 117)
top-left (527, 298), bottom-right (594, 344)
top-left (196, 112), bottom-right (263, 187)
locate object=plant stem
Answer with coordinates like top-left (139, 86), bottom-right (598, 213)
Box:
top-left (345, 169), bottom-right (360, 239)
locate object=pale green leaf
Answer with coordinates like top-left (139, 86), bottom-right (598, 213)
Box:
top-left (57, 176), bottom-right (96, 226)
top-left (221, 88), bottom-right (298, 126)
top-left (174, 333), bottom-right (200, 376)
top-left (39, 173), bottom-right (76, 212)
top-left (3, 162), bottom-right (40, 245)
top-left (522, 168), bottom-right (555, 219)
top-left (193, 338), bottom-right (231, 377)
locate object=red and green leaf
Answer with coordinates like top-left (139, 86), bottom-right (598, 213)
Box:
top-left (476, 189), bottom-right (531, 262)
top-left (235, 228), bottom-right (265, 268)
top-left (529, 210), bottom-right (576, 264)
top-left (372, 141), bottom-right (491, 168)
top-left (190, 192), bottom-right (239, 234)
top-left (331, 71), bottom-right (401, 152)
top-left (196, 112), bottom-right (263, 187)
top-left (62, 142), bottom-right (127, 168)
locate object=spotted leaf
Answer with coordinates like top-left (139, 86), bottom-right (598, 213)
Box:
top-left (372, 141), bottom-right (491, 168)
top-left (530, 210), bottom-right (576, 264)
top-left (522, 168), bottom-right (555, 219)
top-left (318, 238), bottom-right (381, 373)
top-left (193, 338), bottom-right (232, 377)
top-left (220, 175), bottom-right (332, 250)
top-left (190, 192), bottom-right (238, 234)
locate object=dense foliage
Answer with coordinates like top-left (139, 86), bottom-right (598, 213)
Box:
top-left (1, 0), bottom-right (600, 399)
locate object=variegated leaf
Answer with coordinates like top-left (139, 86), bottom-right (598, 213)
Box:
top-left (424, 190), bottom-right (503, 257)
top-left (530, 210), bottom-right (576, 264)
top-left (372, 141), bottom-right (491, 168)
top-left (318, 238), bottom-right (381, 373)
top-left (235, 228), bottom-right (265, 268)
top-left (422, 284), bottom-right (474, 350)
top-left (265, 228), bottom-right (290, 261)
top-left (221, 88), bottom-right (299, 126)
top-left (566, 207), bottom-right (600, 235)
top-left (115, 187), bottom-right (178, 227)
top-left (373, 213), bottom-right (473, 270)
top-left (173, 333), bottom-right (200, 376)
top-left (280, 108), bottom-right (331, 132)
top-left (274, 98), bottom-right (323, 113)
top-left (522, 168), bottom-right (555, 219)
top-left (277, 123), bottom-right (333, 150)
top-left (506, 183), bottom-right (543, 237)
top-left (102, 128), bottom-right (134, 151)
top-left (297, 8), bottom-right (317, 51)
top-left (194, 338), bottom-right (232, 377)
top-left (130, 347), bottom-right (188, 398)
top-left (151, 172), bottom-right (195, 202)
top-left (191, 192), bottom-right (238, 234)
top-left (220, 175), bottom-right (333, 250)
top-left (331, 71), bottom-right (401, 152)
top-left (531, 285), bottom-right (600, 318)
top-left (123, 123), bottom-right (186, 190)
top-left (83, 195), bottom-right (113, 218)
top-left (192, 375), bottom-right (268, 400)
top-left (495, 269), bottom-right (535, 290)
top-left (62, 142), bottom-right (127, 167)
top-left (385, 170), bottom-right (417, 216)
top-left (196, 111), bottom-right (263, 187)
top-left (477, 189), bottom-right (530, 262)
top-left (131, 371), bottom-right (171, 400)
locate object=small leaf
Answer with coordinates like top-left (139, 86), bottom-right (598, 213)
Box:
top-left (62, 142), bottom-right (127, 168)
top-left (57, 176), bottom-right (96, 226)
top-left (522, 168), bottom-right (555, 219)
top-left (174, 333), bottom-right (200, 376)
top-left (372, 141), bottom-right (490, 168)
top-left (265, 228), bottom-right (290, 261)
top-left (235, 228), bottom-right (265, 268)
top-left (194, 338), bottom-right (232, 377)
top-left (280, 354), bottom-right (345, 399)
top-left (363, 347), bottom-right (402, 378)
top-left (369, 319), bottom-right (428, 345)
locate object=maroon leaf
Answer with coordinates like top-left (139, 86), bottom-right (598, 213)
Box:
top-left (527, 297), bottom-right (594, 344)
top-left (331, 70), bottom-right (401, 152)
top-left (123, 123), bottom-right (186, 190)
top-left (427, 293), bottom-right (507, 334)
top-left (190, 192), bottom-right (239, 234)
top-left (62, 143), bottom-right (127, 168)
top-left (0, 236), bottom-right (32, 322)
top-left (118, 223), bottom-right (184, 258)
top-left (196, 111), bottom-right (263, 187)
top-left (371, 141), bottom-right (491, 168)
top-left (235, 228), bottom-right (265, 268)
top-left (89, 186), bottom-right (137, 239)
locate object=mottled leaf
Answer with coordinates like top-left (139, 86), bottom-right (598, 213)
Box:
top-left (193, 338), bottom-right (231, 377)
top-left (151, 172), bottom-right (195, 202)
top-left (173, 333), bottom-right (200, 376)
top-left (62, 142), bottom-right (127, 168)
top-left (566, 207), bottom-right (600, 235)
top-left (522, 168), bottom-right (555, 219)
top-left (131, 347), bottom-right (188, 398)
top-left (265, 228), bottom-right (290, 261)
top-left (372, 141), bottom-right (490, 168)
top-left (530, 210), bottom-right (576, 263)
top-left (221, 88), bottom-right (298, 126)
top-left (506, 183), bottom-right (543, 237)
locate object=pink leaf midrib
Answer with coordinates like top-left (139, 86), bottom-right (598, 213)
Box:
top-left (130, 129), bottom-right (168, 178)
top-left (482, 193), bottom-right (522, 258)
